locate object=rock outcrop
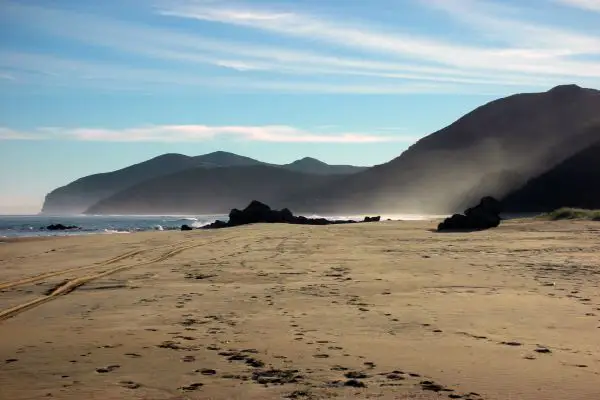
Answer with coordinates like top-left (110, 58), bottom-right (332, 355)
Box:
top-left (437, 196), bottom-right (502, 231)
top-left (45, 224), bottom-right (80, 231)
top-left (202, 200), bottom-right (380, 229)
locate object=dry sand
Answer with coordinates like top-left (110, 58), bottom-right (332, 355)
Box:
top-left (0, 220), bottom-right (599, 400)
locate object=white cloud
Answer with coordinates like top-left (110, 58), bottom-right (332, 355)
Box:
top-left (0, 125), bottom-right (419, 144)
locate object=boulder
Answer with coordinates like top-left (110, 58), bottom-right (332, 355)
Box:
top-left (437, 196), bottom-right (502, 231)
top-left (363, 216), bottom-right (381, 222)
top-left (181, 224), bottom-right (194, 231)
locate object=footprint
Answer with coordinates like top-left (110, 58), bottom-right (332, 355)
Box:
top-left (344, 379), bottom-right (367, 388)
top-left (196, 368), bottom-right (217, 375)
top-left (96, 365), bottom-right (120, 373)
top-left (500, 341), bottom-right (522, 346)
top-left (534, 347), bottom-right (551, 354)
top-left (345, 371), bottom-right (368, 379)
top-left (179, 382), bottom-right (204, 391)
top-left (386, 373), bottom-right (405, 380)
top-left (119, 381), bottom-right (141, 389)
top-left (331, 365), bottom-right (349, 371)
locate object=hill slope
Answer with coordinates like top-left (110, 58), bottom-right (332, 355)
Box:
top-left (502, 135), bottom-right (600, 212)
top-left (84, 165), bottom-right (339, 215)
top-left (286, 85), bottom-right (600, 214)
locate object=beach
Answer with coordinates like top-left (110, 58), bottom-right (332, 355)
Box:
top-left (0, 220), bottom-right (599, 400)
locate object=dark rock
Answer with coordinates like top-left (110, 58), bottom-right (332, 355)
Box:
top-left (180, 224), bottom-right (193, 231)
top-left (437, 196), bottom-right (502, 231)
top-left (203, 200), bottom-right (381, 229)
top-left (46, 224), bottom-right (80, 231)
top-left (208, 220), bottom-right (228, 229)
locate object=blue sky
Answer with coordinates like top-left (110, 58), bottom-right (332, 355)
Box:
top-left (1, 0), bottom-right (600, 213)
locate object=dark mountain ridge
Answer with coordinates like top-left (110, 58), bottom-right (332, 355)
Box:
top-left (42, 151), bottom-right (366, 214)
top-left (285, 84), bottom-right (600, 214)
top-left (84, 165), bottom-right (340, 215)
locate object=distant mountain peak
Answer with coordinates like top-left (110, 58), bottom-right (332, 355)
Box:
top-left (290, 157), bottom-right (327, 166)
top-left (204, 150), bottom-right (238, 156)
top-left (548, 84), bottom-right (582, 91)
top-left (547, 84), bottom-right (598, 97)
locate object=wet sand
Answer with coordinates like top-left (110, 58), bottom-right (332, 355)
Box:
top-left (1, 220), bottom-right (599, 399)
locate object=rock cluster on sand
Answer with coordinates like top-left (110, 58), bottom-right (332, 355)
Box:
top-left (201, 200), bottom-right (381, 230)
top-left (437, 196), bottom-right (502, 231)
top-left (45, 224), bottom-right (80, 231)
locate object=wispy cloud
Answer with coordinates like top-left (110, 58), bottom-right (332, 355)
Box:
top-left (1, 0), bottom-right (600, 94)
top-left (0, 127), bottom-right (36, 140)
top-left (555, 0), bottom-right (600, 12)
top-left (158, 0), bottom-right (600, 79)
top-left (0, 125), bottom-right (416, 143)
top-left (0, 72), bottom-right (15, 81)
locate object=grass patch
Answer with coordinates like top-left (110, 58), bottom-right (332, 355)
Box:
top-left (543, 207), bottom-right (600, 221)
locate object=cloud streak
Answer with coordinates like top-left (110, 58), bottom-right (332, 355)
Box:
top-left (555, 0), bottom-right (600, 12)
top-left (2, 1), bottom-right (600, 94)
top-left (0, 125), bottom-right (416, 144)
top-left (158, 0), bottom-right (600, 80)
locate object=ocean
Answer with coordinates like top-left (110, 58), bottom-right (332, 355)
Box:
top-left (0, 213), bottom-right (446, 238)
top-left (0, 214), bottom-right (226, 238)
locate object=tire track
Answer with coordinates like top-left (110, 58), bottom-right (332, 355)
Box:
top-left (0, 238), bottom-right (199, 291)
top-left (0, 238), bottom-right (217, 322)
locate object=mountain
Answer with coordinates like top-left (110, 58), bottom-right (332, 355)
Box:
top-left (282, 157), bottom-right (367, 175)
top-left (42, 151), bottom-right (364, 214)
top-left (44, 85), bottom-right (600, 216)
top-left (285, 85), bottom-right (600, 214)
top-left (502, 135), bottom-right (600, 212)
top-left (84, 165), bottom-right (338, 215)
top-left (41, 151), bottom-right (266, 214)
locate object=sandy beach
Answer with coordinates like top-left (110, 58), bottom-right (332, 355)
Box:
top-left (1, 220), bottom-right (599, 400)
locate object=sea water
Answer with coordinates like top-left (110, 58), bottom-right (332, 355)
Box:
top-left (0, 214), bottom-right (227, 238)
top-left (0, 213), bottom-right (449, 238)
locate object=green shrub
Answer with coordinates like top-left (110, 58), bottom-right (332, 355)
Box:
top-left (544, 207), bottom-right (600, 221)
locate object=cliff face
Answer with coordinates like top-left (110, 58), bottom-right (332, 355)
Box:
top-left (286, 85), bottom-right (600, 214)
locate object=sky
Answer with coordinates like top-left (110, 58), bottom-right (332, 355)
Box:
top-left (1, 0), bottom-right (600, 214)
